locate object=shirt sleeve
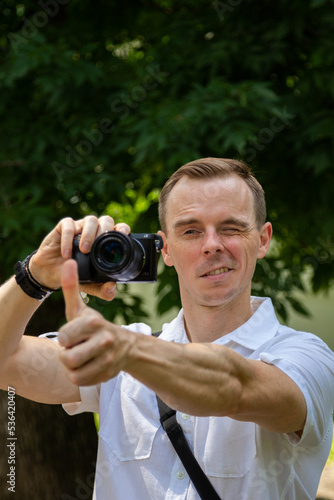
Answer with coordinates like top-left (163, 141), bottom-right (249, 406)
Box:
top-left (258, 331), bottom-right (334, 449)
top-left (63, 384), bottom-right (101, 415)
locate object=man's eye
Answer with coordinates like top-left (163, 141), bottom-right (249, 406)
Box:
top-left (222, 228), bottom-right (240, 234)
top-left (184, 229), bottom-right (198, 235)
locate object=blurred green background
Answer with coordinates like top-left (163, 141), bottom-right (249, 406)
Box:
top-left (0, 1), bottom-right (333, 497)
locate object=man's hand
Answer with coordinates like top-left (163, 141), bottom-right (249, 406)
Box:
top-left (58, 259), bottom-right (136, 386)
top-left (29, 215), bottom-right (130, 300)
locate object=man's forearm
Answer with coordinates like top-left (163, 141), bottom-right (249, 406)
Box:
top-left (0, 276), bottom-right (42, 368)
top-left (124, 332), bottom-right (306, 434)
top-left (124, 333), bottom-right (246, 417)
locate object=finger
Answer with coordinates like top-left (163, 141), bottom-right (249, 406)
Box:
top-left (61, 259), bottom-right (87, 322)
top-left (79, 215), bottom-right (116, 253)
top-left (61, 357), bottom-right (109, 387)
top-left (78, 215), bottom-right (100, 254)
top-left (60, 357), bottom-right (104, 387)
top-left (80, 281), bottom-right (117, 301)
top-left (58, 217), bottom-right (77, 259)
top-left (96, 215), bottom-right (116, 235)
top-left (59, 330), bottom-right (112, 371)
top-left (59, 336), bottom-right (115, 386)
top-left (59, 334), bottom-right (98, 371)
top-left (114, 222), bottom-right (131, 235)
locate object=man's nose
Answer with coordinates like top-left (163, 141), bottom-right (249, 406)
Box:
top-left (202, 231), bottom-right (225, 255)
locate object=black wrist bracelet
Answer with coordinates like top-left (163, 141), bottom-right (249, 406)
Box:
top-left (14, 251), bottom-right (57, 301)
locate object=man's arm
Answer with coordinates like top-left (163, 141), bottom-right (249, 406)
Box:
top-left (58, 260), bottom-right (308, 435)
top-left (0, 272), bottom-right (81, 404)
top-left (129, 338), bottom-right (307, 435)
top-left (0, 215), bottom-right (127, 404)
top-left (0, 334), bottom-right (80, 404)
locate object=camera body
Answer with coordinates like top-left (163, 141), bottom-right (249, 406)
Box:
top-left (72, 231), bottom-right (163, 283)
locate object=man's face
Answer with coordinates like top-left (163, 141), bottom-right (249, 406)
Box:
top-left (159, 175), bottom-right (272, 310)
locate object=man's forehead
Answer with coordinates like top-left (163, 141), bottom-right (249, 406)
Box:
top-left (167, 175), bottom-right (252, 209)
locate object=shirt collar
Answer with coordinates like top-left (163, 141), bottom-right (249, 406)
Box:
top-left (161, 309), bottom-right (188, 343)
top-left (161, 297), bottom-right (280, 350)
top-left (214, 297), bottom-right (280, 350)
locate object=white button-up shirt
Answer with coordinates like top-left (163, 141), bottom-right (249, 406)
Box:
top-left (64, 297), bottom-right (334, 500)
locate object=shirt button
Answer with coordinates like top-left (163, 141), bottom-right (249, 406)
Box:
top-left (177, 471), bottom-right (185, 480)
top-left (181, 413), bottom-right (190, 420)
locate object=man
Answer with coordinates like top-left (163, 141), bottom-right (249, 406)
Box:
top-left (0, 157), bottom-right (333, 499)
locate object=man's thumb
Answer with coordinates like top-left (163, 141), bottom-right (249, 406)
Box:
top-left (61, 259), bottom-right (86, 321)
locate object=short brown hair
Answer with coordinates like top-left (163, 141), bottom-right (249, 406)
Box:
top-left (159, 158), bottom-right (266, 233)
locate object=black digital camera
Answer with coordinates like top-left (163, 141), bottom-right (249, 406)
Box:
top-left (72, 231), bottom-right (163, 283)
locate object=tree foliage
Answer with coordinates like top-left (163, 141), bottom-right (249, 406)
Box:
top-left (2, 4), bottom-right (334, 497)
top-left (0, 0), bottom-right (334, 323)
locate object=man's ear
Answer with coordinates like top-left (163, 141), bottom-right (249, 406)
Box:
top-left (257, 222), bottom-right (273, 259)
top-left (157, 230), bottom-right (174, 267)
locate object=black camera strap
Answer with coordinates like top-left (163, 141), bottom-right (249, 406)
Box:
top-left (153, 331), bottom-right (221, 500)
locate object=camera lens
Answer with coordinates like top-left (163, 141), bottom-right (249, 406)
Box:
top-left (101, 241), bottom-right (125, 265)
top-left (91, 231), bottom-right (145, 281)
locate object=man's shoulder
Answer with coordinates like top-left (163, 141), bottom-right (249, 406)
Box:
top-left (256, 324), bottom-right (334, 372)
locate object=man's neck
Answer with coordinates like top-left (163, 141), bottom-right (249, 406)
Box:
top-left (182, 297), bottom-right (254, 343)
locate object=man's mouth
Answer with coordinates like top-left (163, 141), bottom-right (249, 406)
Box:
top-left (202, 267), bottom-right (230, 277)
